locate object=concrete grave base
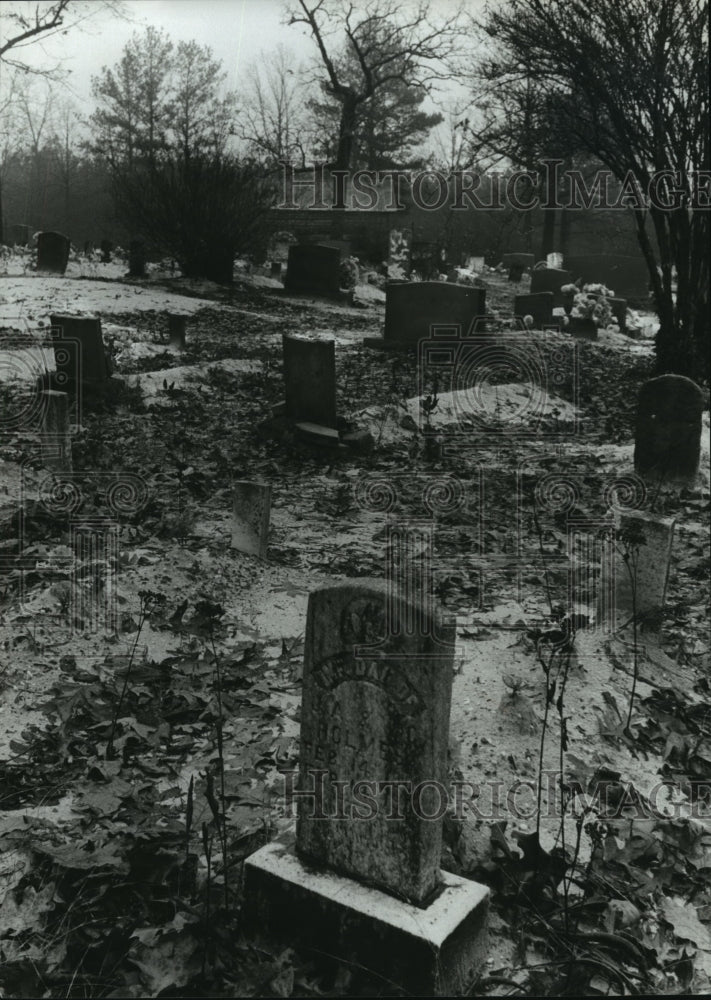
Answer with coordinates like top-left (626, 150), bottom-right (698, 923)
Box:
top-left (243, 838), bottom-right (489, 997)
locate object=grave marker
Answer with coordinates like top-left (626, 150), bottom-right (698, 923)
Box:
top-left (37, 231), bottom-right (70, 275)
top-left (514, 291), bottom-right (554, 327)
top-left (39, 390), bottom-right (72, 473)
top-left (129, 239), bottom-right (146, 277)
top-left (530, 267), bottom-right (573, 305)
top-left (377, 282), bottom-right (486, 348)
top-left (167, 313), bottom-right (188, 351)
top-left (284, 244), bottom-right (342, 297)
top-left (566, 254), bottom-right (649, 299)
top-left (283, 335), bottom-right (337, 427)
top-left (50, 315), bottom-right (109, 387)
top-left (231, 482), bottom-right (271, 558)
top-left (634, 375), bottom-right (705, 483)
top-left (502, 252), bottom-right (535, 271)
top-left (100, 239), bottom-right (112, 263)
top-left (609, 297), bottom-right (627, 330)
top-left (244, 578), bottom-right (489, 995)
top-left (270, 261), bottom-right (282, 279)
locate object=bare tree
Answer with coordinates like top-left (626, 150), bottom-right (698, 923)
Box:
top-left (239, 44), bottom-right (312, 168)
top-left (474, 0), bottom-right (709, 379)
top-left (288, 0), bottom-right (465, 171)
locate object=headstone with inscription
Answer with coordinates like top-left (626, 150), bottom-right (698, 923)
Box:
top-left (365, 282), bottom-right (486, 350)
top-left (243, 578), bottom-right (489, 995)
top-left (283, 334), bottom-right (337, 427)
top-left (231, 481), bottom-right (271, 558)
top-left (634, 375), bottom-right (705, 483)
top-left (530, 267), bottom-right (573, 305)
top-left (37, 231), bottom-right (70, 275)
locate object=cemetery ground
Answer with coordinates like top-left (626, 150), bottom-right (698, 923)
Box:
top-left (0, 252), bottom-right (710, 998)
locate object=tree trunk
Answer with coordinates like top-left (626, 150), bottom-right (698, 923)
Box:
top-left (539, 206), bottom-right (556, 261)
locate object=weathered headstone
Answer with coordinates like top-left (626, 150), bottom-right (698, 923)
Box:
top-left (231, 481), bottom-right (271, 558)
top-left (128, 239), bottom-right (146, 278)
top-left (100, 239), bottom-right (112, 263)
top-left (514, 291), bottom-right (554, 327)
top-left (283, 334), bottom-right (337, 427)
top-left (167, 313), bottom-right (188, 351)
top-left (37, 231), bottom-right (70, 275)
top-left (243, 579), bottom-right (489, 995)
top-left (39, 390), bottom-right (72, 473)
top-left (284, 244), bottom-right (342, 297)
top-left (375, 282), bottom-right (486, 348)
top-left (530, 267), bottom-right (573, 305)
top-left (601, 510), bottom-right (676, 633)
top-left (11, 224), bottom-right (29, 247)
top-left (502, 252), bottom-right (535, 271)
top-left (566, 254), bottom-right (649, 299)
top-left (634, 375), bottom-right (705, 483)
top-left (50, 314), bottom-right (109, 387)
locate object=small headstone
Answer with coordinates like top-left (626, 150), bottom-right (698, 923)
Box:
top-left (283, 335), bottom-right (337, 427)
top-left (37, 232), bottom-right (71, 275)
top-left (634, 375), bottom-right (705, 483)
top-left (547, 251), bottom-right (563, 269)
top-left (568, 317), bottom-right (598, 340)
top-left (514, 291), bottom-right (554, 327)
top-left (128, 240), bottom-right (146, 278)
top-left (231, 481), bottom-right (271, 558)
top-left (508, 264), bottom-right (524, 282)
top-left (11, 224), bottom-right (29, 247)
top-left (383, 282), bottom-right (486, 346)
top-left (467, 256), bottom-right (485, 272)
top-left (244, 579), bottom-right (489, 995)
top-left (39, 390), bottom-right (72, 473)
top-left (270, 261), bottom-right (282, 279)
top-left (284, 244), bottom-right (342, 297)
top-left (609, 297), bottom-right (627, 330)
top-left (530, 267), bottom-right (573, 305)
top-left (50, 314), bottom-right (109, 387)
top-left (100, 239), bottom-right (112, 263)
top-left (167, 313), bottom-right (188, 351)
top-left (502, 252), bottom-right (534, 270)
top-left (601, 510), bottom-right (675, 633)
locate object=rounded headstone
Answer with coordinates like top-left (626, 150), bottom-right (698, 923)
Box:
top-left (634, 375), bottom-right (705, 482)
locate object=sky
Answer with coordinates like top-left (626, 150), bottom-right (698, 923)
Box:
top-left (1, 0), bottom-right (480, 102)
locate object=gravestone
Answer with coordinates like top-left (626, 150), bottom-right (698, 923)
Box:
top-left (128, 239), bottom-right (146, 278)
top-left (39, 390), bottom-right (72, 473)
top-left (566, 254), bottom-right (649, 299)
top-left (284, 243), bottom-right (342, 297)
top-left (609, 297), bottom-right (627, 330)
top-left (282, 335), bottom-right (337, 427)
top-left (634, 375), bottom-right (705, 483)
top-left (601, 510), bottom-right (676, 633)
top-left (530, 267), bottom-right (573, 305)
top-left (270, 261), bottom-right (282, 279)
top-left (378, 282), bottom-right (486, 347)
top-left (100, 239), bottom-right (112, 263)
top-left (167, 313), bottom-right (188, 351)
top-left (568, 317), bottom-right (598, 340)
top-left (243, 579), bottom-right (489, 995)
top-left (514, 291), bottom-right (554, 327)
top-left (547, 252), bottom-right (563, 269)
top-left (508, 264), bottom-right (524, 282)
top-left (37, 231), bottom-right (70, 275)
top-left (11, 224), bottom-right (29, 247)
top-left (50, 315), bottom-right (109, 388)
top-left (502, 252), bottom-right (535, 271)
top-left (231, 482), bottom-right (271, 558)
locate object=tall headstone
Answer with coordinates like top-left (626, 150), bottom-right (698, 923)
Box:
top-left (382, 282), bottom-right (486, 346)
top-left (243, 579), bottom-right (489, 995)
top-left (284, 244), bottom-right (342, 297)
top-left (282, 335), bottom-right (337, 427)
top-left (634, 375), bottom-right (705, 483)
top-left (514, 291), bottom-right (554, 327)
top-left (231, 482), bottom-right (271, 558)
top-left (530, 267), bottom-right (573, 305)
top-left (167, 313), bottom-right (188, 351)
top-left (50, 315), bottom-right (109, 388)
top-left (128, 240), bottom-right (146, 278)
top-left (39, 390), bottom-right (72, 473)
top-left (37, 232), bottom-right (70, 275)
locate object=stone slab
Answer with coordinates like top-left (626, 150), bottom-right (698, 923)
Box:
top-left (384, 282), bottom-right (486, 345)
top-left (283, 335), bottom-right (337, 427)
top-left (231, 481), bottom-right (271, 558)
top-left (243, 837), bottom-right (489, 997)
top-left (296, 578), bottom-right (455, 905)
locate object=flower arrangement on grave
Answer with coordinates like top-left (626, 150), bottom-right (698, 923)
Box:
top-left (563, 282), bottom-right (615, 328)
